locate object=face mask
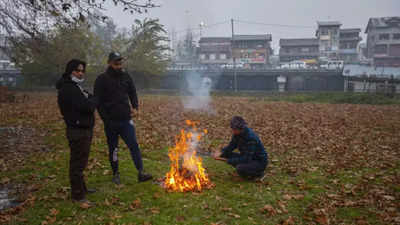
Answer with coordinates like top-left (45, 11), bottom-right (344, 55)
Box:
top-left (71, 75), bottom-right (84, 83)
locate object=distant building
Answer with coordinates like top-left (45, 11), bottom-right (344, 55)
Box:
top-left (279, 38), bottom-right (319, 63)
top-left (232, 34), bottom-right (272, 68)
top-left (198, 37), bottom-right (232, 66)
top-left (316, 21), bottom-right (342, 60)
top-left (365, 17), bottom-right (400, 67)
top-left (339, 28), bottom-right (362, 63)
top-left (0, 35), bottom-right (20, 87)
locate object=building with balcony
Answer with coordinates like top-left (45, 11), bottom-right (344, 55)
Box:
top-left (365, 17), bottom-right (400, 67)
top-left (339, 28), bottom-right (362, 63)
top-left (279, 38), bottom-right (319, 63)
top-left (197, 37), bottom-right (232, 67)
top-left (231, 34), bottom-right (272, 68)
top-left (316, 21), bottom-right (342, 60)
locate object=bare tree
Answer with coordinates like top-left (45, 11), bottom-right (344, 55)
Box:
top-left (0, 0), bottom-right (157, 47)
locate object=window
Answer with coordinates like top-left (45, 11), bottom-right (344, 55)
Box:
top-left (220, 54), bottom-right (226, 60)
top-left (379, 34), bottom-right (390, 40)
top-left (374, 45), bottom-right (387, 54)
top-left (393, 33), bottom-right (400, 40)
top-left (301, 47), bottom-right (309, 52)
top-left (199, 54), bottom-right (206, 60)
top-left (8, 77), bottom-right (14, 82)
top-left (209, 54), bottom-right (216, 60)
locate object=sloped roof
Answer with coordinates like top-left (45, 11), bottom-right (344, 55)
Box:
top-left (199, 37), bottom-right (231, 43)
top-left (317, 21), bottom-right (342, 27)
top-left (233, 34), bottom-right (272, 41)
top-left (280, 38), bottom-right (318, 47)
top-left (365, 17), bottom-right (400, 33)
top-left (340, 28), bottom-right (361, 33)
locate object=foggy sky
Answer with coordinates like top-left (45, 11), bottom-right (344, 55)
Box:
top-left (106, 0), bottom-right (400, 51)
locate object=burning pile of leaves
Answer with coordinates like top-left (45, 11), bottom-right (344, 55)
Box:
top-left (163, 120), bottom-right (214, 192)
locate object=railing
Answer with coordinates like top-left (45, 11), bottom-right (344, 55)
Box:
top-left (166, 67), bottom-right (343, 73)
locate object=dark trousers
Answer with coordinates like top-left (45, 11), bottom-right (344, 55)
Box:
top-left (104, 120), bottom-right (143, 175)
top-left (66, 127), bottom-right (93, 200)
top-left (228, 153), bottom-right (267, 179)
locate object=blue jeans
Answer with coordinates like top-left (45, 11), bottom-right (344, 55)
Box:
top-left (104, 120), bottom-right (143, 175)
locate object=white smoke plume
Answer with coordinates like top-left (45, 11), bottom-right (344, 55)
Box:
top-left (181, 71), bottom-right (215, 114)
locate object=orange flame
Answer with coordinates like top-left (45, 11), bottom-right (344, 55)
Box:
top-left (164, 120), bottom-right (212, 192)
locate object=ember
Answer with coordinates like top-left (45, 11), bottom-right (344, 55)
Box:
top-left (164, 120), bottom-right (213, 192)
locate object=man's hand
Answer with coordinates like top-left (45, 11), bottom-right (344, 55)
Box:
top-left (132, 108), bottom-right (139, 118)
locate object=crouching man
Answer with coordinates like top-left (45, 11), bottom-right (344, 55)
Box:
top-left (215, 116), bottom-right (268, 179)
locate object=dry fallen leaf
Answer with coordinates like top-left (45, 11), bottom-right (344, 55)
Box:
top-left (49, 208), bottom-right (59, 216)
top-left (260, 204), bottom-right (276, 217)
top-left (281, 216), bottom-right (295, 225)
top-left (130, 199), bottom-right (141, 210)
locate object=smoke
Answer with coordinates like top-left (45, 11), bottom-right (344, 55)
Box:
top-left (182, 131), bottom-right (201, 173)
top-left (181, 71), bottom-right (215, 114)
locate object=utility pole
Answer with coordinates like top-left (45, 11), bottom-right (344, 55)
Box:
top-left (231, 19), bottom-right (237, 92)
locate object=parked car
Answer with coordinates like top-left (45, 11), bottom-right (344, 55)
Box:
top-left (220, 63), bottom-right (244, 69)
top-left (279, 60), bottom-right (307, 69)
top-left (320, 60), bottom-right (344, 70)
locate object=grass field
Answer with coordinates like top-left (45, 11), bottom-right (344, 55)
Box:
top-left (0, 92), bottom-right (399, 225)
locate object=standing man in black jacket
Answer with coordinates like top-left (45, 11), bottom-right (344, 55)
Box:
top-left (56, 59), bottom-right (98, 204)
top-left (94, 52), bottom-right (152, 184)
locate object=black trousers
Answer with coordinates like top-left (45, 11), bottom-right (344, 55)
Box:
top-left (235, 160), bottom-right (266, 178)
top-left (66, 127), bottom-right (93, 200)
top-left (228, 153), bottom-right (267, 179)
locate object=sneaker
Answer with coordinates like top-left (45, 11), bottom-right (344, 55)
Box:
top-left (138, 172), bottom-right (153, 182)
top-left (112, 173), bottom-right (121, 185)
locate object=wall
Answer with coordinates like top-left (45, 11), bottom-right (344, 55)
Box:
top-left (131, 70), bottom-right (344, 92)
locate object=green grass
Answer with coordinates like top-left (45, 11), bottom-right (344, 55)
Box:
top-left (2, 123), bottom-right (344, 225)
top-left (142, 90), bottom-right (400, 105)
top-left (3, 137), bottom-right (386, 225)
top-left (260, 92), bottom-right (400, 105)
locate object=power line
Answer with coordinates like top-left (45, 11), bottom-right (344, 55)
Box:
top-left (235, 19), bottom-right (314, 29)
top-left (173, 20), bottom-right (230, 34)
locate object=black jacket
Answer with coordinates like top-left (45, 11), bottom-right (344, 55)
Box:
top-left (221, 127), bottom-right (268, 166)
top-left (94, 67), bottom-right (139, 122)
top-left (56, 75), bottom-right (97, 129)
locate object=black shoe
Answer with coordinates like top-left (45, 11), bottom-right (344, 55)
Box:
top-left (112, 173), bottom-right (121, 185)
top-left (138, 172), bottom-right (153, 182)
top-left (86, 188), bottom-right (97, 194)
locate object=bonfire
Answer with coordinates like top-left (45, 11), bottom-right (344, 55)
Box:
top-left (164, 120), bottom-right (213, 192)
